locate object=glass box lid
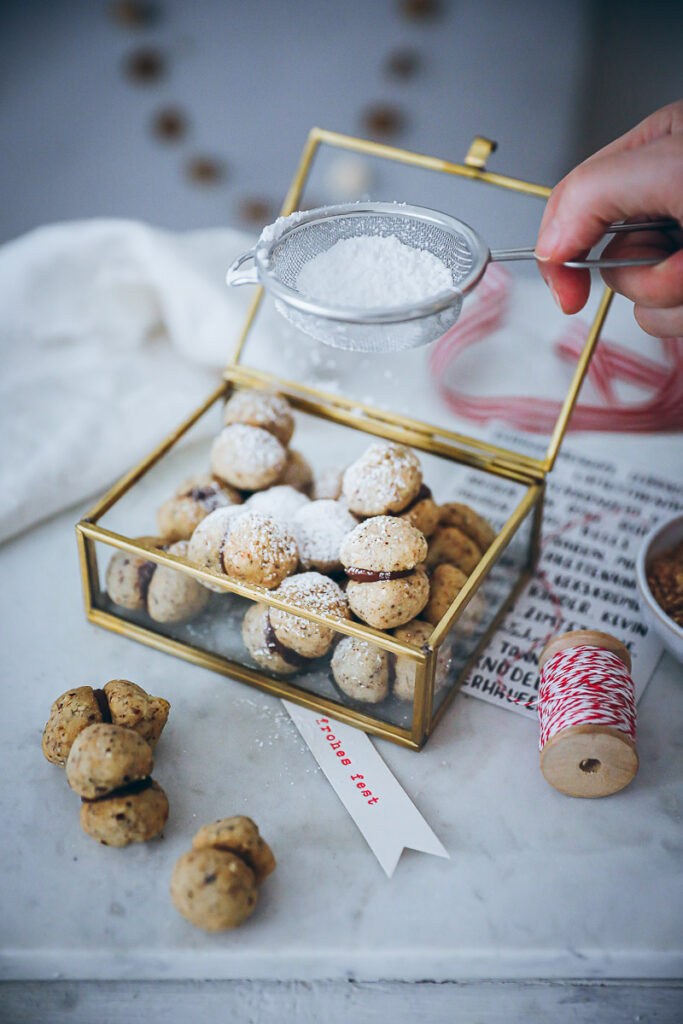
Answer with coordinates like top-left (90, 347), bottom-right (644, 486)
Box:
top-left (225, 128), bottom-right (635, 482)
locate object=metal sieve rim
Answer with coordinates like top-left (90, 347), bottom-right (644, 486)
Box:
top-left (252, 202), bottom-right (490, 325)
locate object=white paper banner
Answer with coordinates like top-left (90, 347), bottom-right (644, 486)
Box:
top-left (283, 700), bottom-right (449, 877)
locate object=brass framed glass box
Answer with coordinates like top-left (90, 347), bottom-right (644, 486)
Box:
top-left (76, 128), bottom-right (614, 750)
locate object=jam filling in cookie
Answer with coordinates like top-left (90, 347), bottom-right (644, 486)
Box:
top-left (93, 688), bottom-right (113, 724)
top-left (80, 775), bottom-right (155, 804)
top-left (263, 613), bottom-right (309, 669)
top-left (185, 482), bottom-right (230, 513)
top-left (344, 567), bottom-right (414, 582)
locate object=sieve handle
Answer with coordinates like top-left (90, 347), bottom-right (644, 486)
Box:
top-left (491, 218), bottom-right (679, 268)
top-left (226, 249), bottom-right (259, 286)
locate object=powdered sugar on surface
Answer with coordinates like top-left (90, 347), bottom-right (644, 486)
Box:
top-left (296, 234), bottom-right (453, 309)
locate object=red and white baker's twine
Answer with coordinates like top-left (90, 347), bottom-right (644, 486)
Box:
top-left (429, 264), bottom-right (683, 433)
top-left (538, 645), bottom-right (637, 752)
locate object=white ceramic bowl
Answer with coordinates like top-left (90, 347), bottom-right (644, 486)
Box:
top-left (635, 513), bottom-right (683, 664)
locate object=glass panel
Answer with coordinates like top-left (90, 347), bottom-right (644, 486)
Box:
top-left (235, 137), bottom-right (610, 466)
top-left (92, 389), bottom-right (531, 738)
top-left (430, 491), bottom-right (538, 722)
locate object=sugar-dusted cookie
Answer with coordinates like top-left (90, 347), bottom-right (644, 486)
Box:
top-left (186, 505), bottom-right (244, 588)
top-left (270, 572), bottom-right (349, 658)
top-left (157, 474), bottom-right (242, 542)
top-left (245, 484), bottom-right (310, 523)
top-left (188, 507), bottom-right (298, 590)
top-left (223, 387), bottom-right (294, 446)
top-left (340, 516), bottom-right (427, 573)
top-left (331, 636), bottom-right (390, 704)
top-left (221, 511), bottom-right (299, 589)
top-left (346, 570), bottom-right (430, 630)
top-left (211, 424), bottom-right (287, 491)
top-left (340, 517), bottom-right (429, 629)
top-left (292, 499), bottom-right (358, 574)
top-left (342, 442), bottom-right (422, 516)
top-left (312, 465), bottom-right (344, 501)
top-left (439, 502), bottom-right (496, 552)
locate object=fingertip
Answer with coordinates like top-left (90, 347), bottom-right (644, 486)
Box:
top-left (535, 218), bottom-right (563, 261)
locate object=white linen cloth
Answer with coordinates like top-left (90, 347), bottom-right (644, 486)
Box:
top-left (0, 220), bottom-right (254, 543)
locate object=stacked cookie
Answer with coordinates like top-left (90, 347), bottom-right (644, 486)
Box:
top-left (42, 679), bottom-right (171, 846)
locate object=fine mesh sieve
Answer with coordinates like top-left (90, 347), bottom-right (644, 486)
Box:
top-left (227, 202), bottom-right (674, 354)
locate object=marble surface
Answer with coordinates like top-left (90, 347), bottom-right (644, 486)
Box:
top-left (1, 426), bottom-right (682, 984)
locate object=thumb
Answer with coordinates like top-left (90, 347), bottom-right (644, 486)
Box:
top-left (536, 134), bottom-right (683, 262)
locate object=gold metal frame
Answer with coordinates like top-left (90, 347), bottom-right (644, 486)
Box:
top-left (76, 127), bottom-right (611, 749)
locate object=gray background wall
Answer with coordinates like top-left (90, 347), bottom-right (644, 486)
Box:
top-left (1, 0), bottom-right (681, 244)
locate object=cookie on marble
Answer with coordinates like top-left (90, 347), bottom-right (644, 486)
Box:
top-left (170, 847), bottom-right (258, 932)
top-left (220, 511), bottom-right (298, 589)
top-left (66, 723), bottom-right (153, 799)
top-left (399, 485), bottom-right (440, 538)
top-left (342, 442), bottom-right (422, 516)
top-left (278, 449), bottom-right (314, 494)
top-left (423, 563), bottom-right (469, 626)
top-left (157, 474), bottom-right (242, 542)
top-left (426, 524), bottom-right (482, 575)
top-left (270, 572), bottom-right (349, 658)
top-left (211, 424), bottom-right (287, 491)
top-left (79, 778), bottom-right (169, 847)
top-left (241, 604), bottom-right (300, 676)
top-left (331, 636), bottom-right (390, 704)
top-left (245, 484), bottom-right (310, 523)
top-left (312, 465), bottom-right (344, 501)
top-left (102, 679), bottom-right (170, 749)
top-left (340, 517), bottom-right (429, 629)
top-left (223, 388), bottom-right (294, 446)
top-left (42, 680), bottom-right (170, 767)
top-left (42, 686), bottom-right (105, 767)
top-left (439, 502), bottom-right (495, 552)
top-left (192, 816), bottom-right (276, 885)
top-left (292, 500), bottom-right (358, 574)
top-left (392, 619), bottom-right (450, 703)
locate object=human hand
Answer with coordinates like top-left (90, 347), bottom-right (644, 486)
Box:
top-left (536, 100), bottom-right (683, 338)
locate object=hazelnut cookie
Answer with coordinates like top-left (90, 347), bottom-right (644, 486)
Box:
top-left (342, 442), bottom-right (422, 516)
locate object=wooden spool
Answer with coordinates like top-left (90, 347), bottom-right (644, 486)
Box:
top-left (537, 630), bottom-right (639, 799)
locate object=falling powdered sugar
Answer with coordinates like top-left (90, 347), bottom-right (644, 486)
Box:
top-left (296, 234), bottom-right (453, 309)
